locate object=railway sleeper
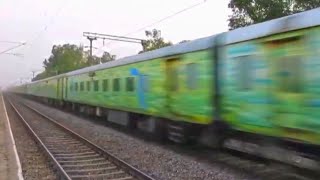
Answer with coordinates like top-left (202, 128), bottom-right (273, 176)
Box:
top-left (59, 157), bottom-right (106, 164)
top-left (66, 166), bottom-right (121, 176)
top-left (54, 151), bottom-right (96, 157)
top-left (65, 166), bottom-right (117, 173)
top-left (55, 154), bottom-right (100, 160)
top-left (62, 162), bottom-right (113, 170)
top-left (69, 170), bottom-right (130, 180)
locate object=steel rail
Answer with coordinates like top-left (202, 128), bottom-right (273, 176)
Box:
top-left (8, 97), bottom-right (155, 180)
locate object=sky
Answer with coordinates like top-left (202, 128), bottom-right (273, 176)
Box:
top-left (0, 0), bottom-right (231, 88)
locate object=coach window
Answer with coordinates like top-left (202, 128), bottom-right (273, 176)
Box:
top-left (126, 77), bottom-right (135, 92)
top-left (75, 82), bottom-right (78, 91)
top-left (103, 79), bottom-right (108, 91)
top-left (236, 55), bottom-right (254, 91)
top-left (87, 81), bottom-right (91, 91)
top-left (70, 83), bottom-right (73, 91)
top-left (113, 78), bottom-right (120, 91)
top-left (94, 80), bottom-right (99, 91)
top-left (186, 63), bottom-right (198, 90)
top-left (80, 82), bottom-right (84, 91)
top-left (277, 56), bottom-right (303, 93)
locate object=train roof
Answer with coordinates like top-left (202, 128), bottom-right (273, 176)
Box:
top-left (226, 8), bottom-right (320, 44)
top-left (27, 73), bottom-right (66, 85)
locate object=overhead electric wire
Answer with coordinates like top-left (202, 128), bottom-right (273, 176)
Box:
top-left (0, 41), bottom-right (25, 44)
top-left (95, 0), bottom-right (207, 54)
top-left (124, 0), bottom-right (206, 37)
top-left (1, 1), bottom-right (69, 58)
top-left (0, 43), bottom-right (26, 55)
top-left (3, 53), bottom-right (24, 57)
top-left (0, 41), bottom-right (26, 56)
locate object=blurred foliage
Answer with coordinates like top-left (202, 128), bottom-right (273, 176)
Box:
top-left (228, 0), bottom-right (320, 30)
top-left (101, 51), bottom-right (116, 63)
top-left (33, 44), bottom-right (116, 81)
top-left (179, 40), bottom-right (191, 44)
top-left (139, 29), bottom-right (172, 54)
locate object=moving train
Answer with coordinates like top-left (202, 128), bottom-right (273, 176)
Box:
top-left (10, 8), bottom-right (320, 169)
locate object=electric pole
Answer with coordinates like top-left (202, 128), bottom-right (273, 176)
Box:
top-left (86, 36), bottom-right (97, 63)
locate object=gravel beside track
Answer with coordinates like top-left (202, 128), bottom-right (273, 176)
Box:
top-left (3, 97), bottom-right (58, 180)
top-left (14, 96), bottom-right (254, 180)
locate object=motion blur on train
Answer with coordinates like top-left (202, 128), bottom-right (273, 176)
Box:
top-left (9, 8), bottom-right (320, 170)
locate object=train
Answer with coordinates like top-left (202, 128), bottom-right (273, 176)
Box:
top-left (10, 8), bottom-right (320, 169)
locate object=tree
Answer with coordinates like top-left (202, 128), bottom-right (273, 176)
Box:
top-left (294, 0), bottom-right (320, 10)
top-left (228, 0), bottom-right (320, 30)
top-left (84, 51), bottom-right (116, 65)
top-left (42, 44), bottom-right (86, 77)
top-left (101, 51), bottom-right (116, 63)
top-left (86, 54), bottom-right (101, 66)
top-left (32, 44), bottom-right (117, 81)
top-left (139, 29), bottom-right (172, 54)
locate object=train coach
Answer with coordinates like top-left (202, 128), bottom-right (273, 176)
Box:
top-left (10, 8), bottom-right (320, 169)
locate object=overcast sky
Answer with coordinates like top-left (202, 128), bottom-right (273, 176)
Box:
top-left (0, 0), bottom-right (231, 87)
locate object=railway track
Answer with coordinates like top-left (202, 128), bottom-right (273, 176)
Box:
top-left (8, 95), bottom-right (319, 180)
top-left (7, 97), bottom-right (154, 180)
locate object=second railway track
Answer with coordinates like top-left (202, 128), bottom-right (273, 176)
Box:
top-left (7, 96), bottom-right (154, 180)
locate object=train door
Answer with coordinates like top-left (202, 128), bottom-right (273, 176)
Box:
top-left (61, 78), bottom-right (64, 99)
top-left (57, 78), bottom-right (60, 98)
top-left (221, 43), bottom-right (274, 136)
top-left (165, 58), bottom-right (180, 115)
top-left (265, 36), bottom-right (307, 139)
top-left (64, 77), bottom-right (68, 99)
top-left (57, 78), bottom-right (64, 99)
